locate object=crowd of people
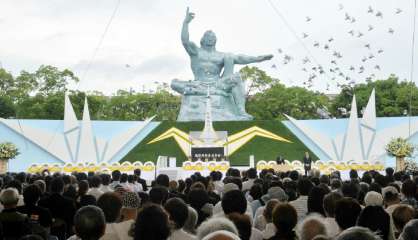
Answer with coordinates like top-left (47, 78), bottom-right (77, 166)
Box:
top-left (0, 166), bottom-right (417, 240)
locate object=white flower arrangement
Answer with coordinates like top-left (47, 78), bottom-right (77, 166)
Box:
top-left (0, 142), bottom-right (20, 160)
top-left (404, 159), bottom-right (418, 173)
top-left (385, 137), bottom-right (415, 158)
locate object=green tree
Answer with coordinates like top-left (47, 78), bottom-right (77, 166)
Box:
top-left (101, 90), bottom-right (180, 121)
top-left (239, 66), bottom-right (277, 97)
top-left (247, 83), bottom-right (330, 120)
top-left (331, 75), bottom-right (418, 117)
top-left (0, 96), bottom-right (15, 118)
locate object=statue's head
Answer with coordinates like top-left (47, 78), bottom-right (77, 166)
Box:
top-left (200, 30), bottom-right (217, 48)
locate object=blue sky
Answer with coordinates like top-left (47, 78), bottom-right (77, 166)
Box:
top-left (0, 0), bottom-right (416, 94)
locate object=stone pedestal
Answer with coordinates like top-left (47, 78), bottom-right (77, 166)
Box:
top-left (0, 159), bottom-right (8, 173)
top-left (177, 94), bottom-right (252, 121)
top-left (396, 156), bottom-right (405, 172)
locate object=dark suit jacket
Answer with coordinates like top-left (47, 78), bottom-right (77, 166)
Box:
top-left (38, 193), bottom-right (76, 235)
top-left (138, 178), bottom-right (148, 191)
top-left (303, 156), bottom-right (312, 170)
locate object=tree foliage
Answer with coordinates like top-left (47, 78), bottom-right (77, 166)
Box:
top-left (331, 75), bottom-right (418, 117)
top-left (239, 66), bottom-right (277, 97)
top-left (0, 65), bottom-right (416, 121)
top-left (247, 83), bottom-right (330, 120)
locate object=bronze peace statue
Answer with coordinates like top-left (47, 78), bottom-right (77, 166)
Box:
top-left (171, 7), bottom-right (273, 121)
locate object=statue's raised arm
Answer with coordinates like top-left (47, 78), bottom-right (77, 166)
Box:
top-left (233, 54), bottom-right (274, 65)
top-left (181, 7), bottom-right (198, 56)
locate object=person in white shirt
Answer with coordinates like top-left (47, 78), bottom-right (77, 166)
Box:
top-left (323, 191), bottom-right (343, 237)
top-left (120, 174), bottom-right (133, 192)
top-left (242, 168), bottom-right (257, 192)
top-left (213, 183), bottom-right (253, 222)
top-left (87, 176), bottom-right (104, 201)
top-left (164, 197), bottom-right (196, 240)
top-left (110, 170), bottom-right (122, 190)
top-left (210, 171), bottom-right (224, 195)
top-left (99, 174), bottom-right (113, 193)
top-left (97, 192), bottom-right (134, 240)
top-left (290, 178), bottom-right (313, 221)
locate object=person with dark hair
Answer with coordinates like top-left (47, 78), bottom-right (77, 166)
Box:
top-left (361, 172), bottom-right (373, 185)
top-left (290, 178), bottom-right (313, 221)
top-left (17, 184), bottom-right (53, 231)
top-left (149, 186), bottom-right (169, 205)
top-left (307, 186), bottom-right (330, 216)
top-left (401, 180), bottom-right (418, 208)
top-left (120, 173), bottom-right (131, 191)
top-left (38, 177), bottom-right (76, 238)
top-left (303, 152), bottom-right (312, 176)
top-left (164, 198), bottom-right (195, 240)
top-left (267, 203), bottom-right (298, 240)
top-left (6, 179), bottom-right (23, 195)
top-left (323, 192), bottom-right (343, 237)
top-left (385, 168), bottom-right (395, 182)
top-left (129, 175), bottom-right (142, 192)
top-left (227, 213), bottom-right (252, 240)
top-left (156, 174), bottom-right (170, 188)
top-left (335, 227), bottom-right (382, 240)
top-left (222, 190), bottom-right (247, 215)
top-left (110, 170), bottom-right (122, 189)
top-left (319, 175), bottom-right (329, 186)
top-left (70, 206), bottom-right (106, 240)
top-left (349, 170), bottom-right (358, 181)
top-left (357, 206), bottom-right (391, 240)
top-left (76, 180), bottom-right (90, 206)
top-left (87, 176), bottom-right (104, 200)
top-left (330, 179), bottom-right (342, 192)
top-left (99, 174), bottom-right (112, 193)
top-left (228, 168), bottom-right (241, 178)
top-left (188, 189), bottom-right (211, 226)
top-left (242, 168), bottom-right (257, 192)
top-left (276, 155), bottom-right (285, 165)
top-left (341, 181), bottom-right (359, 199)
top-left (134, 204), bottom-right (170, 240)
top-left (97, 192), bottom-right (133, 240)
top-left (226, 177), bottom-right (243, 191)
top-left (134, 168), bottom-right (148, 192)
top-left (334, 197), bottom-right (361, 230)
top-left (249, 183), bottom-right (263, 203)
top-left (97, 192), bottom-right (122, 223)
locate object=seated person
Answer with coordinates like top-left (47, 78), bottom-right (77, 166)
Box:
top-left (0, 188), bottom-right (32, 239)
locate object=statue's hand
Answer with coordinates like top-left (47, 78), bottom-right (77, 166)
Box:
top-left (184, 7), bottom-right (195, 23)
top-left (259, 54), bottom-right (274, 61)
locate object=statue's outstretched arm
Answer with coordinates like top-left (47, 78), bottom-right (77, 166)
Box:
top-left (233, 54), bottom-right (273, 65)
top-left (182, 7), bottom-right (198, 56)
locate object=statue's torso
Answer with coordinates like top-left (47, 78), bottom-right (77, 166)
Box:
top-left (190, 49), bottom-right (225, 82)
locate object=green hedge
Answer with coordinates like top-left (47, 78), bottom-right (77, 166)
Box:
top-left (121, 120), bottom-right (316, 166)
